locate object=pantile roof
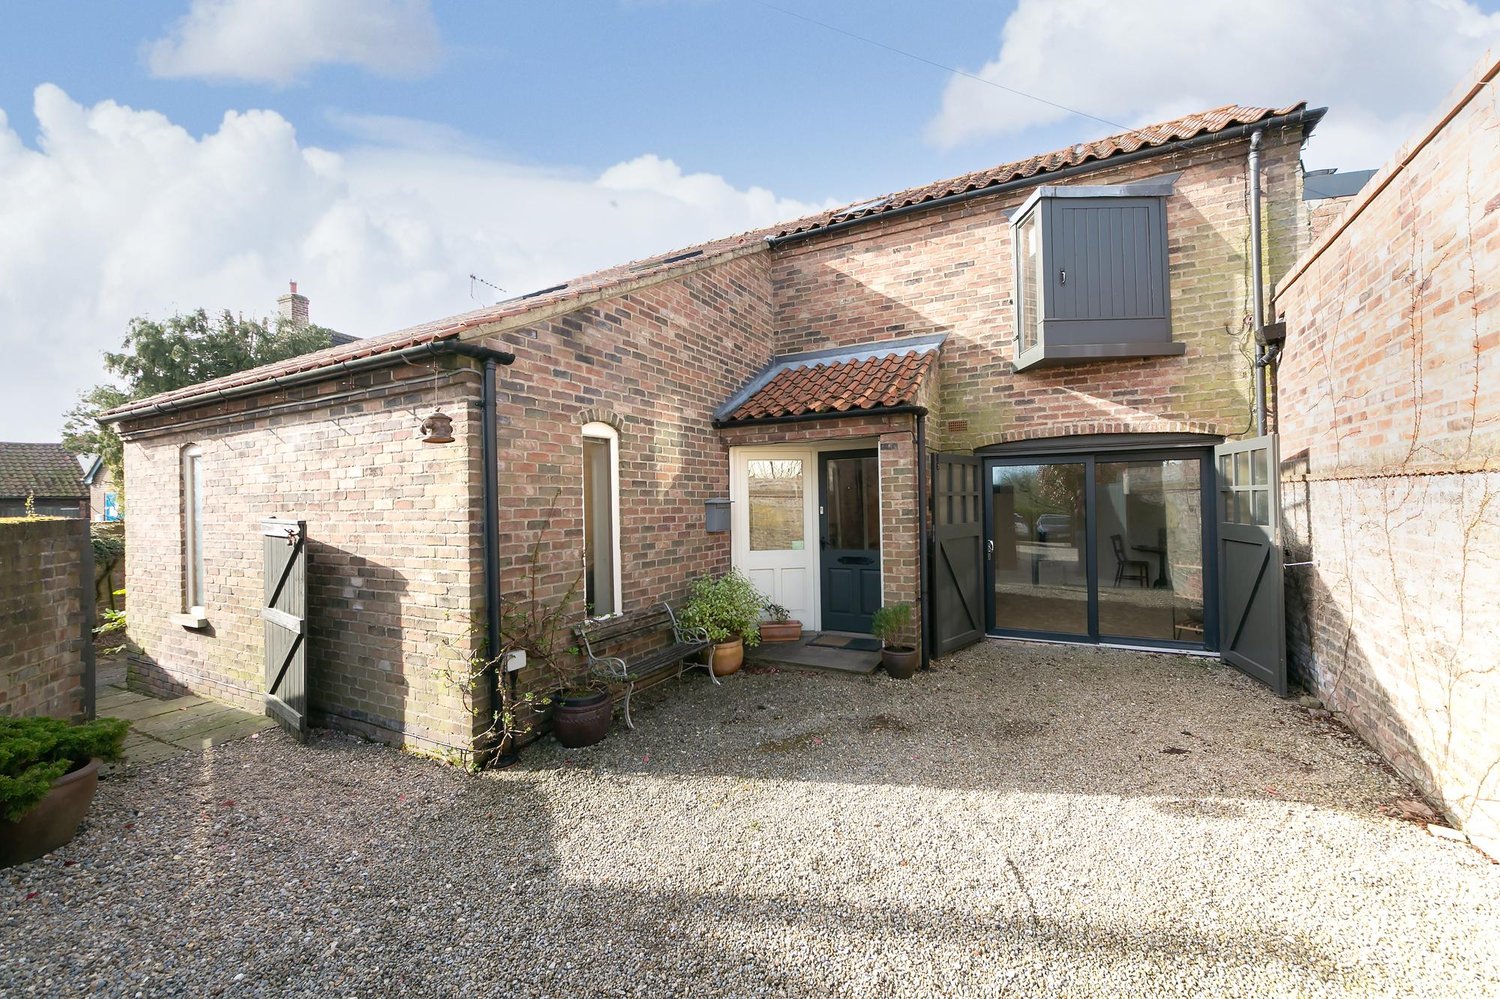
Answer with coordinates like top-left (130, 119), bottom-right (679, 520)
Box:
top-left (0, 442), bottom-right (87, 500)
top-left (106, 102), bottom-right (1313, 424)
top-left (718, 336), bottom-right (942, 424)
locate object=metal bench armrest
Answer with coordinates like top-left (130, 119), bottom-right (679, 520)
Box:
top-left (588, 656), bottom-right (630, 682)
top-left (662, 602), bottom-right (710, 646)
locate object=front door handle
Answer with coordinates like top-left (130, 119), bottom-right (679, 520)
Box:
top-left (986, 539), bottom-right (995, 561)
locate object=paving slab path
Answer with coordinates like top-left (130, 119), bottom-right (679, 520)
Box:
top-left (98, 676), bottom-right (277, 770)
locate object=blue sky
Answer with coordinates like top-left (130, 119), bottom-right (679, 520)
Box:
top-left (2, 0), bottom-right (1498, 440)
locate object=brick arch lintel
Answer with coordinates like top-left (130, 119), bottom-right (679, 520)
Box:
top-left (973, 419), bottom-right (1228, 450)
top-left (573, 408), bottom-right (627, 432)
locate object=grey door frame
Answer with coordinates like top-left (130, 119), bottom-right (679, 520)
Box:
top-left (818, 448), bottom-right (881, 633)
top-left (981, 447), bottom-right (1220, 649)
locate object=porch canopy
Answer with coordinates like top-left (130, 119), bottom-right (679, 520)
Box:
top-left (712, 334), bottom-right (944, 427)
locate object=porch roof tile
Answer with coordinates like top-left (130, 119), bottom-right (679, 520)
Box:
top-left (720, 341), bottom-right (938, 424)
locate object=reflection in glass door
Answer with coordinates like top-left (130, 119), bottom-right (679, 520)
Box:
top-left (1094, 458), bottom-right (1205, 643)
top-left (986, 450), bottom-right (1215, 647)
top-left (990, 462), bottom-right (1091, 638)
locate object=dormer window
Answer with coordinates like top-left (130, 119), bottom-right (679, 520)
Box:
top-left (1011, 184), bottom-right (1184, 371)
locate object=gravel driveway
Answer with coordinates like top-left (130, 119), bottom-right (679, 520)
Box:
top-left (5, 643), bottom-right (1498, 997)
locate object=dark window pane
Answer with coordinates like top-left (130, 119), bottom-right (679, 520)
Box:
top-left (1096, 458), bottom-right (1204, 643)
top-left (992, 462), bottom-right (1087, 637)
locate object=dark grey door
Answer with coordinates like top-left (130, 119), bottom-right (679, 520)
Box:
top-left (932, 454), bottom-right (984, 655)
top-left (262, 517), bottom-right (309, 741)
top-left (1215, 436), bottom-right (1286, 695)
top-left (819, 451), bottom-right (880, 633)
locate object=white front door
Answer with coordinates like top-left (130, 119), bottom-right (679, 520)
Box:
top-left (731, 447), bottom-right (818, 629)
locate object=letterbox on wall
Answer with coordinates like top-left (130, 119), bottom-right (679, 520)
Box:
top-left (705, 498), bottom-right (731, 533)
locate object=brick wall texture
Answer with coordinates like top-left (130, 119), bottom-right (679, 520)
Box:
top-left (118, 122), bottom-right (1311, 757)
top-left (1275, 63), bottom-right (1500, 853)
top-left (0, 517), bottom-right (90, 721)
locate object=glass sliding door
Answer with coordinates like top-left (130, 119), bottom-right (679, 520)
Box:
top-left (985, 448), bottom-right (1214, 648)
top-left (1094, 457), bottom-right (1206, 643)
top-left (990, 461), bottom-right (1091, 639)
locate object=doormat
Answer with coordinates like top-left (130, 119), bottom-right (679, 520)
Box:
top-left (808, 635), bottom-right (882, 652)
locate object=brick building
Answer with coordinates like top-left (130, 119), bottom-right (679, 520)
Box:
top-left (109, 103), bottom-right (1321, 760)
top-left (1275, 54), bottom-right (1500, 855)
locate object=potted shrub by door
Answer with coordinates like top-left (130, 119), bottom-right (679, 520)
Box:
top-left (1, 716), bottom-right (129, 868)
top-left (680, 570), bottom-right (766, 675)
top-left (871, 603), bottom-right (920, 679)
top-left (758, 603), bottom-right (803, 644)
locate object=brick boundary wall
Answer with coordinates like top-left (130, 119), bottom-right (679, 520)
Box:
top-left (1275, 55), bottom-right (1500, 855)
top-left (0, 517), bottom-right (96, 721)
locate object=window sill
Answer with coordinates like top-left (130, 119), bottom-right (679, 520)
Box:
top-left (170, 609), bottom-right (209, 630)
top-left (1014, 340), bottom-right (1185, 372)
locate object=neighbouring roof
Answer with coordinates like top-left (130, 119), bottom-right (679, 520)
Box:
top-left (715, 335), bottom-right (944, 424)
top-left (0, 442), bottom-right (88, 500)
top-left (1303, 168), bottom-right (1377, 201)
top-left (107, 102), bottom-right (1315, 424)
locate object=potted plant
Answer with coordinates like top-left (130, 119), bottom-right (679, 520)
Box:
top-left (679, 570), bottom-right (766, 675)
top-left (758, 602), bottom-right (803, 643)
top-left (2, 716), bottom-right (129, 867)
top-left (871, 603), bottom-right (920, 679)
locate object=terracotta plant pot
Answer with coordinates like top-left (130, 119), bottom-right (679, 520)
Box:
top-left (552, 689), bottom-right (611, 748)
top-left (709, 637), bottom-right (745, 676)
top-left (758, 621), bottom-right (803, 644)
top-left (881, 645), bottom-right (920, 679)
top-left (1, 758), bottom-right (101, 868)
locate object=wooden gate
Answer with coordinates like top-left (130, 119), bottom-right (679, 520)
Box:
top-left (931, 454), bottom-right (985, 656)
top-left (1215, 436), bottom-right (1287, 695)
top-left (262, 517), bottom-right (308, 741)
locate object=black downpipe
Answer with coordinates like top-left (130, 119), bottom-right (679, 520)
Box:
top-left (916, 412), bottom-right (930, 669)
top-left (479, 357), bottom-right (506, 762)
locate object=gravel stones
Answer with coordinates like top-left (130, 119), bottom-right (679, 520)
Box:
top-left (4, 642), bottom-right (1498, 997)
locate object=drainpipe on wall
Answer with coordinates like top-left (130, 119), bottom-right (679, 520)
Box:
top-left (442, 344), bottom-right (515, 767)
top-left (1248, 128), bottom-right (1270, 436)
top-left (916, 411), bottom-right (930, 669)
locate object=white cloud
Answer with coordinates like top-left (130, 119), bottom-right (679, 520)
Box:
top-left (927, 0), bottom-right (1500, 170)
top-left (146, 0), bottom-right (442, 85)
top-left (0, 86), bottom-right (832, 441)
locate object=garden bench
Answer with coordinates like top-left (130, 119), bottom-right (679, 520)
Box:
top-left (574, 603), bottom-right (714, 729)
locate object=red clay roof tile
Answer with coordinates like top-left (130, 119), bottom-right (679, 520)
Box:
top-left (725, 349), bottom-right (936, 423)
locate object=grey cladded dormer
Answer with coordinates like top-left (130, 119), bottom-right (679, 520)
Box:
top-left (1010, 182), bottom-right (1184, 371)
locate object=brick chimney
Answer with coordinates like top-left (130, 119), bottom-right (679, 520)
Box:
top-left (277, 280), bottom-right (310, 328)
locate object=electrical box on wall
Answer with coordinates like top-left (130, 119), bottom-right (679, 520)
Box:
top-left (705, 498), bottom-right (731, 533)
top-left (503, 650), bottom-right (526, 672)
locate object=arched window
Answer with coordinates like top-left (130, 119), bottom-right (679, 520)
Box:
top-left (582, 422), bottom-right (621, 618)
top-left (181, 444), bottom-right (205, 612)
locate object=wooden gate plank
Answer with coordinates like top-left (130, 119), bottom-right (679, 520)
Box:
top-left (261, 517), bottom-right (308, 742)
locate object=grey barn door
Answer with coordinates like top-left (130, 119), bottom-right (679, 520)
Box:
top-left (262, 517), bottom-right (309, 741)
top-left (1215, 436), bottom-right (1286, 695)
top-left (931, 454), bottom-right (984, 656)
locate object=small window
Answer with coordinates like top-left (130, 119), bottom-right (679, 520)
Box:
top-left (582, 423), bottom-right (621, 618)
top-left (182, 444), bottom-right (205, 611)
top-left (1010, 184), bottom-right (1183, 371)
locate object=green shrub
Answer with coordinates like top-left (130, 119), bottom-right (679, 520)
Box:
top-left (0, 717), bottom-right (129, 822)
top-left (680, 571), bottom-right (769, 648)
top-left (871, 603), bottom-right (914, 648)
